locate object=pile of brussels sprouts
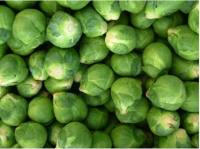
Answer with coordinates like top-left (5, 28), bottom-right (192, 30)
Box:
top-left (0, 0), bottom-right (199, 148)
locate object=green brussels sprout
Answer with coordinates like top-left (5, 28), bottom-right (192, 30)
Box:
top-left (169, 53), bottom-right (199, 81)
top-left (4, 1), bottom-right (37, 11)
top-left (0, 93), bottom-right (28, 126)
top-left (142, 42), bottom-right (172, 78)
top-left (84, 107), bottom-right (109, 130)
top-left (15, 121), bottom-right (47, 148)
top-left (11, 143), bottom-right (21, 148)
top-left (28, 97), bottom-right (54, 124)
top-left (0, 86), bottom-right (12, 99)
top-left (168, 25), bottom-right (199, 60)
top-left (119, 0), bottom-right (146, 13)
top-left (180, 112), bottom-right (199, 134)
top-left (0, 5), bottom-right (15, 44)
top-left (140, 132), bottom-right (154, 148)
top-left (44, 77), bottom-right (73, 94)
top-left (104, 97), bottom-right (115, 113)
top-left (111, 77), bottom-right (142, 114)
top-left (110, 52), bottom-right (142, 76)
top-left (47, 120), bottom-right (64, 146)
top-left (130, 9), bottom-right (155, 29)
top-left (74, 64), bottom-right (89, 83)
top-left (103, 114), bottom-right (120, 134)
top-left (0, 54), bottom-right (28, 86)
top-left (135, 27), bottom-right (155, 51)
top-left (0, 43), bottom-right (8, 61)
top-left (152, 11), bottom-right (184, 38)
top-left (147, 106), bottom-right (180, 136)
top-left (115, 97), bottom-right (150, 124)
top-left (191, 133), bottom-right (199, 148)
top-left (53, 92), bottom-right (88, 124)
top-left (36, 89), bottom-right (52, 99)
top-left (91, 131), bottom-right (112, 148)
top-left (111, 124), bottom-right (146, 148)
top-left (16, 75), bottom-right (42, 98)
top-left (47, 11), bottom-right (82, 48)
top-left (44, 46), bottom-right (80, 80)
top-left (107, 11), bottom-right (129, 29)
top-left (155, 36), bottom-right (173, 49)
top-left (93, 0), bottom-right (121, 21)
top-left (39, 1), bottom-right (63, 17)
top-left (146, 75), bottom-right (186, 111)
top-left (188, 1), bottom-right (199, 34)
top-left (80, 64), bottom-right (115, 96)
top-left (79, 36), bottom-right (109, 64)
top-left (29, 50), bottom-right (49, 81)
top-left (145, 77), bottom-right (156, 91)
top-left (181, 82), bottom-right (199, 112)
top-left (105, 25), bottom-right (137, 54)
top-left (82, 89), bottom-right (110, 106)
top-left (56, 122), bottom-right (92, 148)
top-left (180, 1), bottom-right (196, 14)
top-left (74, 6), bottom-right (107, 38)
top-left (145, 1), bottom-right (186, 19)
top-left (57, 0), bottom-right (90, 10)
top-left (0, 121), bottom-right (16, 148)
top-left (11, 9), bottom-right (47, 55)
top-left (157, 128), bottom-right (191, 148)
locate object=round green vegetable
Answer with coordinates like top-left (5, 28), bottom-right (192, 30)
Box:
top-left (91, 131), bottom-right (112, 148)
top-left (191, 133), bottom-right (199, 148)
top-left (4, 1), bottom-right (37, 11)
top-left (57, 0), bottom-right (90, 10)
top-left (188, 1), bottom-right (199, 34)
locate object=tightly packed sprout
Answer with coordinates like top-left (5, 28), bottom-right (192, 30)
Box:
top-left (0, 1), bottom-right (199, 148)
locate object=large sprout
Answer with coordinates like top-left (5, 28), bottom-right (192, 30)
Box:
top-left (146, 75), bottom-right (186, 111)
top-left (74, 6), bottom-right (107, 38)
top-left (46, 11), bottom-right (82, 48)
top-left (180, 1), bottom-right (196, 14)
top-left (57, 0), bottom-right (90, 10)
top-left (0, 54), bottom-right (28, 86)
top-left (188, 1), bottom-right (199, 34)
top-left (111, 77), bottom-right (142, 114)
top-left (4, 1), bottom-right (37, 11)
top-left (91, 131), bottom-right (112, 148)
top-left (56, 122), bottom-right (92, 148)
top-left (191, 133), bottom-right (199, 148)
top-left (0, 93), bottom-right (28, 126)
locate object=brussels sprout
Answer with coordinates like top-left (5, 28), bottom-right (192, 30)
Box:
top-left (82, 89), bottom-right (110, 106)
top-left (0, 5), bottom-right (15, 44)
top-left (111, 77), bottom-right (142, 114)
top-left (11, 9), bottom-right (47, 55)
top-left (0, 54), bottom-right (28, 86)
top-left (135, 28), bottom-right (155, 51)
top-left (115, 97), bottom-right (150, 124)
top-left (57, 0), bottom-right (90, 10)
top-left (104, 97), bottom-right (115, 113)
top-left (91, 131), bottom-right (112, 148)
top-left (180, 112), bottom-right (199, 134)
top-left (74, 64), bottom-right (89, 83)
top-left (47, 11), bottom-right (82, 48)
top-left (28, 97), bottom-right (54, 124)
top-left (146, 75), bottom-right (186, 111)
top-left (44, 77), bottom-right (73, 94)
top-left (0, 43), bottom-right (8, 61)
top-left (110, 52), bottom-right (142, 77)
top-left (74, 6), bottom-right (107, 38)
top-left (188, 1), bottom-right (199, 34)
top-left (180, 1), bottom-right (196, 14)
top-left (103, 114), bottom-right (120, 134)
top-left (39, 1), bottom-right (63, 17)
top-left (105, 25), bottom-right (137, 54)
top-left (4, 1), bottom-right (37, 11)
top-left (29, 50), bottom-right (49, 81)
top-left (44, 46), bottom-right (80, 80)
top-left (147, 107), bottom-right (180, 136)
top-left (145, 77), bottom-right (156, 91)
top-left (191, 133), bottom-right (199, 148)
top-left (93, 0), bottom-right (121, 21)
top-left (155, 36), bottom-right (173, 49)
top-left (56, 122), bottom-right (92, 148)
top-left (0, 121), bottom-right (16, 148)
top-left (169, 53), bottom-right (199, 81)
top-left (0, 86), bottom-right (12, 99)
top-left (47, 120), bottom-right (64, 146)
top-left (36, 89), bottom-right (52, 99)
top-left (11, 143), bottom-right (21, 148)
top-left (140, 132), bottom-right (154, 148)
top-left (142, 42), bottom-right (172, 78)
top-left (168, 25), bottom-right (199, 60)
top-left (79, 36), bottom-right (109, 64)
top-left (145, 1), bottom-right (186, 19)
top-left (157, 128), bottom-right (191, 148)
top-left (53, 92), bottom-right (88, 124)
top-left (111, 124), bottom-right (146, 148)
top-left (130, 9), bottom-right (155, 29)
top-left (0, 93), bottom-right (28, 126)
top-left (16, 75), bottom-right (42, 98)
top-left (181, 82), bottom-right (199, 112)
top-left (80, 64), bottom-right (115, 96)
top-left (15, 121), bottom-right (47, 148)
top-left (152, 11), bottom-right (184, 38)
top-left (119, 0), bottom-right (146, 13)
